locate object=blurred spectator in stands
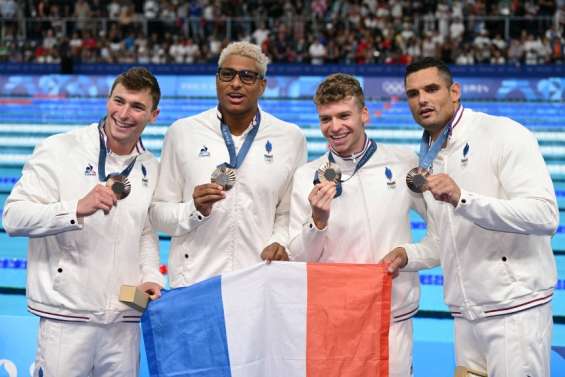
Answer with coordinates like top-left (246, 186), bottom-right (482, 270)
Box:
top-left (144, 0), bottom-right (159, 19)
top-left (185, 37), bottom-right (200, 63)
top-left (491, 33), bottom-right (507, 52)
top-left (252, 20), bottom-right (270, 47)
top-left (42, 28), bottom-right (57, 50)
top-left (436, 0), bottom-right (450, 38)
top-left (35, 0), bottom-right (48, 17)
top-left (74, 0), bottom-right (91, 32)
top-left (406, 36), bottom-right (422, 60)
top-left (324, 38), bottom-right (339, 63)
top-left (473, 28), bottom-right (491, 63)
top-left (490, 46), bottom-right (507, 64)
top-left (455, 43), bottom-right (475, 64)
top-left (311, 0), bottom-right (327, 20)
top-left (0, 0), bottom-right (17, 19)
top-left (289, 35), bottom-right (308, 62)
top-left (355, 32), bottom-right (371, 64)
top-left (556, 3), bottom-right (565, 36)
top-left (524, 32), bottom-right (544, 64)
top-left (108, 0), bottom-right (120, 20)
top-left (82, 29), bottom-right (97, 53)
top-left (99, 40), bottom-right (112, 63)
top-left (309, 35), bottom-right (326, 64)
top-left (144, 0), bottom-right (160, 35)
top-left (160, 0), bottom-right (176, 34)
top-left (450, 16), bottom-right (465, 43)
top-left (421, 32), bottom-right (438, 58)
top-left (270, 24), bottom-right (291, 63)
top-left (69, 31), bottom-right (82, 58)
top-left (169, 36), bottom-right (184, 63)
top-left (206, 32), bottom-right (220, 58)
top-left (507, 37), bottom-right (524, 64)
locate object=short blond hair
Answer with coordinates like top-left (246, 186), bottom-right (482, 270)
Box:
top-left (218, 41), bottom-right (270, 77)
top-left (314, 73), bottom-right (365, 108)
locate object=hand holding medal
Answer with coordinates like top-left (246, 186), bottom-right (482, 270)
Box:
top-left (308, 180), bottom-right (337, 230)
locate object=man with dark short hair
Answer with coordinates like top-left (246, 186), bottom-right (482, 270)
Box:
top-left (3, 67), bottom-right (163, 377)
top-left (385, 57), bottom-right (558, 376)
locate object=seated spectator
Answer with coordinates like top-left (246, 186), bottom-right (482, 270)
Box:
top-left (309, 35), bottom-right (326, 65)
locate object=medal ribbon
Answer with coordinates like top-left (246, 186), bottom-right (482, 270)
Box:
top-left (418, 104), bottom-right (463, 170)
top-left (97, 117), bottom-right (138, 182)
top-left (314, 137), bottom-right (377, 198)
top-left (219, 110), bottom-right (261, 169)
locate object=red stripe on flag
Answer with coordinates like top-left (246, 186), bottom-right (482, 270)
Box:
top-left (306, 263), bottom-right (392, 377)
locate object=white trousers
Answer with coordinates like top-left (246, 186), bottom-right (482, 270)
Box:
top-left (389, 318), bottom-right (414, 377)
top-left (454, 303), bottom-right (552, 377)
top-left (33, 318), bottom-right (140, 377)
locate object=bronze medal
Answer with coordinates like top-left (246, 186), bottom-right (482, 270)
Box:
top-left (106, 175), bottom-right (132, 200)
top-left (317, 161), bottom-right (342, 184)
top-left (211, 166), bottom-right (237, 190)
top-left (406, 167), bottom-right (430, 193)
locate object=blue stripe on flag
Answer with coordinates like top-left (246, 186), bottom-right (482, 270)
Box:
top-left (141, 275), bottom-right (232, 377)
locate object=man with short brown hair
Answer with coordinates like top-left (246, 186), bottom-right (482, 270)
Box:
top-left (3, 66), bottom-right (163, 377)
top-left (289, 73), bottom-right (427, 377)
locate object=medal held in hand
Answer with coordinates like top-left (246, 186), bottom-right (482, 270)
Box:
top-left (317, 161), bottom-right (342, 184)
top-left (406, 167), bottom-right (430, 193)
top-left (106, 174), bottom-right (132, 199)
top-left (211, 165), bottom-right (237, 190)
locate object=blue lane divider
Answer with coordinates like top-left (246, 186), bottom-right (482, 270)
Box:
top-left (411, 222), bottom-right (565, 236)
top-left (0, 177), bottom-right (19, 184)
top-left (420, 274), bottom-right (565, 291)
top-left (0, 258), bottom-right (27, 269)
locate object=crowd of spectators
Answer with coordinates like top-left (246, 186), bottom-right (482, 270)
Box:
top-left (0, 0), bottom-right (564, 65)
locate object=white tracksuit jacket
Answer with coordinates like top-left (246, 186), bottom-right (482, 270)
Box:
top-left (150, 107), bottom-right (308, 287)
top-left (3, 124), bottom-right (163, 324)
top-left (289, 143), bottom-right (428, 322)
top-left (404, 107), bottom-right (558, 320)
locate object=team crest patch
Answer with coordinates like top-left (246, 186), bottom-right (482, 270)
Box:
top-left (199, 145), bottom-right (210, 157)
top-left (264, 140), bottom-right (273, 162)
top-left (84, 163), bottom-right (96, 176)
top-left (141, 164), bottom-right (149, 186)
top-left (461, 142), bottom-right (470, 165)
top-left (385, 166), bottom-right (396, 188)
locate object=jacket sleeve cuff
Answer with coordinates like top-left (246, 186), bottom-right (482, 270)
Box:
top-left (187, 201), bottom-right (209, 227)
top-left (57, 200), bottom-right (83, 230)
top-left (142, 271), bottom-right (165, 287)
top-left (454, 188), bottom-right (473, 213)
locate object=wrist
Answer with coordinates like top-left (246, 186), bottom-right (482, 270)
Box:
top-left (312, 216), bottom-right (327, 230)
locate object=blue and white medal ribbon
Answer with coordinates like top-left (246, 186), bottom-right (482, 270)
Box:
top-left (314, 137), bottom-right (377, 198)
top-left (406, 105), bottom-right (464, 193)
top-left (212, 110), bottom-right (261, 190)
top-left (97, 118), bottom-right (137, 199)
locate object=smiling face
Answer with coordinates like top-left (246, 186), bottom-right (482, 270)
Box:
top-left (405, 67), bottom-right (461, 139)
top-left (105, 83), bottom-right (159, 155)
top-left (216, 54), bottom-right (266, 122)
top-left (318, 96), bottom-right (369, 156)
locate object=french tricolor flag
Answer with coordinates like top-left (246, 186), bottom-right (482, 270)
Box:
top-left (142, 262), bottom-right (392, 377)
